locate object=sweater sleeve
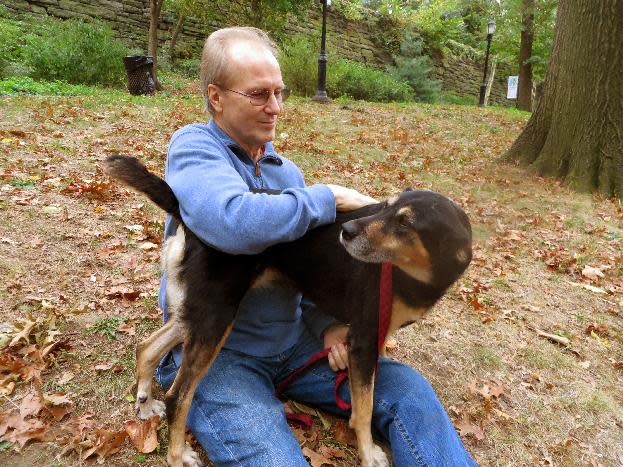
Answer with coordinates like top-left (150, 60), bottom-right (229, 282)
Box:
top-left (166, 128), bottom-right (336, 254)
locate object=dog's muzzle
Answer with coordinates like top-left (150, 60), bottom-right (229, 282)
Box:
top-left (341, 220), bottom-right (361, 242)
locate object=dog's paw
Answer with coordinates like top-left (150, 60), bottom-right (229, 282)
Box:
top-left (167, 444), bottom-right (202, 467)
top-left (135, 398), bottom-right (166, 420)
top-left (182, 444), bottom-right (202, 467)
top-left (360, 444), bottom-right (389, 467)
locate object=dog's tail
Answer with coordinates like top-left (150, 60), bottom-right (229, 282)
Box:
top-left (104, 155), bottom-right (181, 220)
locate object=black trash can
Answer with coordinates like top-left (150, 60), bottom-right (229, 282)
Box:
top-left (123, 55), bottom-right (156, 95)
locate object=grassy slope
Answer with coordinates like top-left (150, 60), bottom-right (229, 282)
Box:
top-left (0, 84), bottom-right (622, 466)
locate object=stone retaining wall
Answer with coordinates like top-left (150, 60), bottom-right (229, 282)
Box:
top-left (2, 0), bottom-right (517, 106)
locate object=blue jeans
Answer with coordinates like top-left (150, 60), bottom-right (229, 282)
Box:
top-left (156, 326), bottom-right (477, 467)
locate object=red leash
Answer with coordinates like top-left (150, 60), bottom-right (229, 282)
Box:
top-left (276, 262), bottom-right (393, 417)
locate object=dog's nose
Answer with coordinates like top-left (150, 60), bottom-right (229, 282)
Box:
top-left (341, 221), bottom-right (360, 242)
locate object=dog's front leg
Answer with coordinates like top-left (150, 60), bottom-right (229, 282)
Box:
top-left (348, 336), bottom-right (389, 467)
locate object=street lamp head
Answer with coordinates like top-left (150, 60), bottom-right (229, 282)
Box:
top-left (487, 20), bottom-right (496, 35)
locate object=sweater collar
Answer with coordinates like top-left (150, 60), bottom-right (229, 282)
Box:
top-left (207, 119), bottom-right (283, 165)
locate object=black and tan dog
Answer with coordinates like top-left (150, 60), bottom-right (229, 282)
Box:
top-left (104, 155), bottom-right (472, 467)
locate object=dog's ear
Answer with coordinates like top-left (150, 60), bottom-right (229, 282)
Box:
top-left (403, 187), bottom-right (414, 192)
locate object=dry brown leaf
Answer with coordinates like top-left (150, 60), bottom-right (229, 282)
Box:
top-left (42, 392), bottom-right (74, 421)
top-left (125, 415), bottom-right (159, 453)
top-left (333, 419), bottom-right (357, 447)
top-left (82, 428), bottom-right (128, 461)
top-left (303, 446), bottom-right (335, 467)
top-left (319, 445), bottom-right (347, 459)
top-left (581, 265), bottom-right (605, 282)
top-left (456, 415), bottom-right (485, 441)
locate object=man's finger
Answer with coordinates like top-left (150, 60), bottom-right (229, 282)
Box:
top-left (332, 345), bottom-right (347, 370)
top-left (328, 352), bottom-right (338, 372)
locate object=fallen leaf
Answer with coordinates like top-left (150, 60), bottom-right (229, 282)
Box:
top-left (302, 446), bottom-right (335, 467)
top-left (82, 428), bottom-right (128, 461)
top-left (456, 415), bottom-right (485, 441)
top-left (125, 415), bottom-right (159, 453)
top-left (581, 265), bottom-right (605, 282)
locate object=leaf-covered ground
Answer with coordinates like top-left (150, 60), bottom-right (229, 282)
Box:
top-left (1, 81), bottom-right (622, 466)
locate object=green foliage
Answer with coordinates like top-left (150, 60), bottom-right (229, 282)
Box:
top-left (389, 31), bottom-right (441, 102)
top-left (0, 76), bottom-right (102, 96)
top-left (22, 18), bottom-right (128, 86)
top-left (87, 317), bottom-right (125, 341)
top-left (279, 35), bottom-right (319, 97)
top-left (0, 12), bottom-right (29, 78)
top-left (327, 59), bottom-right (414, 102)
top-left (437, 90), bottom-right (478, 106)
top-left (171, 58), bottom-right (201, 78)
top-left (410, 0), bottom-right (464, 52)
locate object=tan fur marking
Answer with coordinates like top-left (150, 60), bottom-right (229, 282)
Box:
top-left (387, 296), bottom-right (428, 340)
top-left (391, 233), bottom-right (433, 283)
top-left (396, 206), bottom-right (413, 217)
top-left (250, 268), bottom-right (285, 289)
top-left (135, 318), bottom-right (184, 418)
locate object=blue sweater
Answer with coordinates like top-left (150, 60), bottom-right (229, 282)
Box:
top-left (158, 120), bottom-right (338, 361)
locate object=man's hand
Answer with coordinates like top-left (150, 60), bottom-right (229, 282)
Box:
top-left (326, 184), bottom-right (378, 212)
top-left (323, 324), bottom-right (350, 372)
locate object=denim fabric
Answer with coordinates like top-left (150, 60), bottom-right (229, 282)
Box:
top-left (157, 326), bottom-right (477, 467)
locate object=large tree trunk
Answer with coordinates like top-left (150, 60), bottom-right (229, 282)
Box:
top-left (148, 0), bottom-right (164, 91)
top-left (169, 15), bottom-right (185, 64)
top-left (516, 0), bottom-right (534, 111)
top-left (503, 0), bottom-right (623, 198)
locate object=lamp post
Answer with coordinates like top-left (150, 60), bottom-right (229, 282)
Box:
top-left (478, 20), bottom-right (496, 107)
top-left (312, 0), bottom-right (331, 103)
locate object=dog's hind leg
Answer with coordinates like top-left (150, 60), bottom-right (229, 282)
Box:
top-left (164, 321), bottom-right (234, 467)
top-left (135, 317), bottom-right (185, 419)
top-left (348, 338), bottom-right (389, 467)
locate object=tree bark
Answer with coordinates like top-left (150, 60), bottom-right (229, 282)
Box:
top-left (148, 0), bottom-right (164, 91)
top-left (503, 0), bottom-right (623, 198)
top-left (517, 0), bottom-right (534, 111)
top-left (169, 14), bottom-right (185, 64)
top-left (484, 57), bottom-right (497, 106)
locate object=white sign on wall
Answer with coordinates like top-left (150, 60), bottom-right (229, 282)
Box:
top-left (507, 76), bottom-right (518, 99)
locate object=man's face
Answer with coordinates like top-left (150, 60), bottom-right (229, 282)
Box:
top-left (209, 42), bottom-right (284, 156)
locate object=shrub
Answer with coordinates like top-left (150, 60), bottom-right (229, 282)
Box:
top-left (0, 76), bottom-right (101, 96)
top-left (22, 18), bottom-right (128, 86)
top-left (389, 31), bottom-right (441, 103)
top-left (327, 59), bottom-right (414, 102)
top-left (172, 58), bottom-right (201, 79)
top-left (279, 35), bottom-right (318, 97)
top-left (0, 12), bottom-right (29, 78)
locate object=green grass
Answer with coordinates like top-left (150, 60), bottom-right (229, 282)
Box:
top-left (86, 316), bottom-right (126, 341)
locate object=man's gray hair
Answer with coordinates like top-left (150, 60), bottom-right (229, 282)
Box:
top-left (200, 27), bottom-right (278, 115)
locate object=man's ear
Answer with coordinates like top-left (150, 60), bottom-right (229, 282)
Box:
top-left (207, 84), bottom-right (223, 113)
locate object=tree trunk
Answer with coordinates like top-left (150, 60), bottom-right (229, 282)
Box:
top-left (169, 14), bottom-right (185, 64)
top-left (517, 0), bottom-right (534, 111)
top-left (503, 0), bottom-right (623, 198)
top-left (148, 0), bottom-right (164, 91)
top-left (250, 0), bottom-right (263, 27)
top-left (484, 57), bottom-right (497, 106)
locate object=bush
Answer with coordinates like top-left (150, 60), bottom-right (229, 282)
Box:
top-left (22, 18), bottom-right (128, 86)
top-left (437, 90), bottom-right (478, 106)
top-left (172, 58), bottom-right (201, 79)
top-left (327, 59), bottom-right (414, 103)
top-left (279, 35), bottom-right (318, 97)
top-left (389, 31), bottom-right (441, 103)
top-left (0, 76), bottom-right (101, 96)
top-left (0, 11), bottom-right (29, 79)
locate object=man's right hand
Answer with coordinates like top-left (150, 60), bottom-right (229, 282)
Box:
top-left (326, 184), bottom-right (378, 212)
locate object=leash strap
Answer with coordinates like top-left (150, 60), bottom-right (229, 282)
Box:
top-left (277, 262), bottom-right (393, 415)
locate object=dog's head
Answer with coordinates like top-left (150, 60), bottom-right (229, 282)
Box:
top-left (340, 189), bottom-right (472, 288)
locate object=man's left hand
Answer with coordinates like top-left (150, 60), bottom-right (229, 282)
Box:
top-left (323, 324), bottom-right (349, 372)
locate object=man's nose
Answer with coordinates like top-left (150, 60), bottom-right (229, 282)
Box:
top-left (264, 92), bottom-right (282, 114)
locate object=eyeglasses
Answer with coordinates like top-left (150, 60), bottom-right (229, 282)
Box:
top-left (217, 85), bottom-right (290, 106)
